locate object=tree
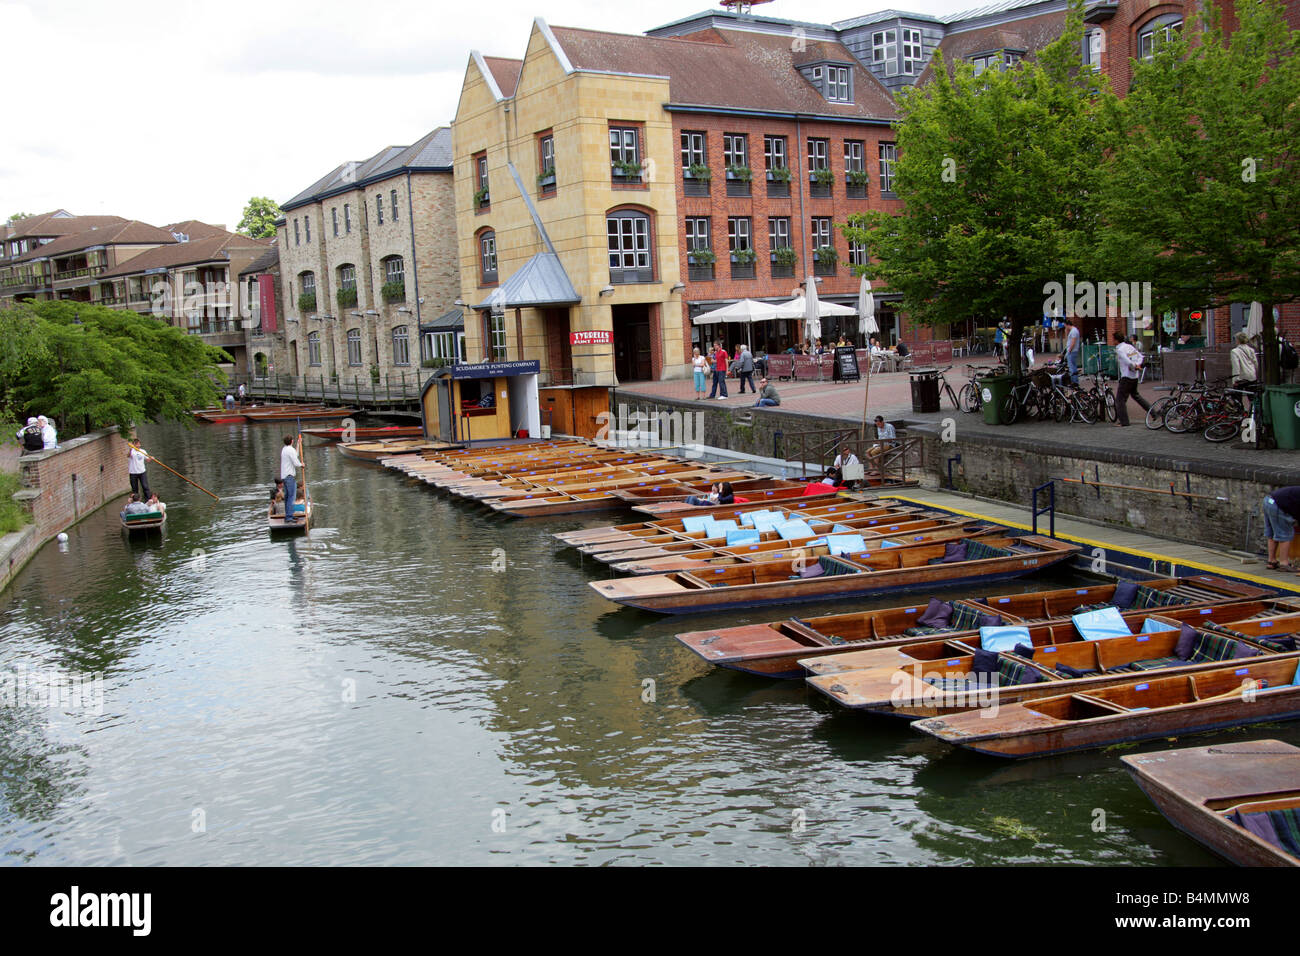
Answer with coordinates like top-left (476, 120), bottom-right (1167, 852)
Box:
top-left (841, 0), bottom-right (1109, 374)
top-left (0, 302), bottom-right (229, 439)
top-left (236, 196), bottom-right (282, 239)
top-left (6, 212), bottom-right (33, 224)
top-left (1093, 0), bottom-right (1300, 384)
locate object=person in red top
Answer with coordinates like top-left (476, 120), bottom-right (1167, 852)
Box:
top-left (708, 341), bottom-right (730, 399)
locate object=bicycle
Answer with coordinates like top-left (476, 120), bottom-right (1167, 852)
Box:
top-left (1164, 377), bottom-right (1234, 433)
top-left (958, 365), bottom-right (1003, 413)
top-left (1079, 367), bottom-right (1117, 423)
top-left (1202, 385), bottom-right (1262, 443)
top-left (999, 370), bottom-right (1052, 424)
top-left (1145, 380), bottom-right (1207, 430)
top-left (933, 365), bottom-right (961, 410)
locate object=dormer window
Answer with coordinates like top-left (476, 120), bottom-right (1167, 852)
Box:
top-left (826, 67), bottom-right (850, 102)
top-left (902, 29), bottom-right (923, 75)
top-left (873, 30), bottom-right (898, 77)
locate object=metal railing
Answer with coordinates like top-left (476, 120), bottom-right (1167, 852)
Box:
top-left (787, 427), bottom-right (921, 487)
top-left (226, 371), bottom-right (423, 407)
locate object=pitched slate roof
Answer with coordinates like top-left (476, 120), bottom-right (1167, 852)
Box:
top-left (239, 244), bottom-right (281, 277)
top-left (420, 308), bottom-right (465, 332)
top-left (7, 212), bottom-right (127, 239)
top-left (281, 127), bottom-right (453, 211)
top-left (98, 234), bottom-right (270, 279)
top-left (15, 221), bottom-right (176, 263)
top-left (163, 220), bottom-right (232, 240)
top-left (548, 26), bottom-right (897, 121)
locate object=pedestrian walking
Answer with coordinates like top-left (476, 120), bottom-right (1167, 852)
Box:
top-left (1263, 486), bottom-right (1300, 572)
top-left (708, 341), bottom-right (730, 399)
top-left (280, 436), bottom-right (303, 523)
top-left (1112, 331), bottom-right (1151, 427)
top-left (736, 344), bottom-right (756, 394)
top-left (127, 437), bottom-right (152, 499)
top-left (691, 347), bottom-right (709, 400)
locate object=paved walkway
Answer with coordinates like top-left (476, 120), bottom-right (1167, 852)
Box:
top-left (623, 352), bottom-right (1300, 481)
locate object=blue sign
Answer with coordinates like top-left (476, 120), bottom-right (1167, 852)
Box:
top-left (450, 360), bottom-right (540, 380)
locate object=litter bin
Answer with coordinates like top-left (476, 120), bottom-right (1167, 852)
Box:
top-left (910, 367), bottom-right (941, 413)
top-left (1082, 343), bottom-right (1118, 378)
top-left (979, 374), bottom-right (1016, 425)
top-left (1265, 384), bottom-right (1300, 450)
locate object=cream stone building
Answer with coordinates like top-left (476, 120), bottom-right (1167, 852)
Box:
top-left (454, 20), bottom-right (686, 385)
top-left (267, 127), bottom-right (459, 384)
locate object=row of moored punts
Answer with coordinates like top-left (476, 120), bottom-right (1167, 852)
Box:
top-left (357, 438), bottom-right (1300, 865)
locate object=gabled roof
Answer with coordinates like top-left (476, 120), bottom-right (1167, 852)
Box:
top-left (472, 252), bottom-right (580, 310)
top-left (916, 7), bottom-right (1063, 82)
top-left (548, 25), bottom-right (897, 121)
top-left (281, 127), bottom-right (453, 211)
top-left (163, 220), bottom-right (232, 240)
top-left (483, 57), bottom-right (523, 97)
top-left (239, 244), bottom-right (281, 277)
top-left (15, 221), bottom-right (176, 263)
top-left (98, 234), bottom-right (270, 279)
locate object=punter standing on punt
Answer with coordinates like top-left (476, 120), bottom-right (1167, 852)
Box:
top-left (280, 436), bottom-right (304, 523)
top-left (127, 437), bottom-right (152, 499)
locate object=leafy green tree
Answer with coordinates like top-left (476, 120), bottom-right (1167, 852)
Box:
top-left (236, 196), bottom-right (282, 239)
top-left (6, 212), bottom-right (33, 224)
top-left (1093, 0), bottom-right (1300, 384)
top-left (841, 0), bottom-right (1108, 373)
top-left (0, 302), bottom-right (229, 439)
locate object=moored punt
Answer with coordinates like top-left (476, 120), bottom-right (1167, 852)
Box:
top-left (607, 477), bottom-right (810, 506)
top-left (805, 614), bottom-right (1299, 718)
top-left (303, 424), bottom-right (424, 442)
top-left (591, 533), bottom-right (1080, 614)
top-left (629, 485), bottom-right (849, 517)
top-left (1122, 739), bottom-right (1300, 866)
top-left (337, 438), bottom-right (457, 461)
top-left (485, 469), bottom-right (756, 518)
top-left (120, 509), bottom-right (166, 534)
top-left (610, 519), bottom-right (982, 575)
top-left (556, 500), bottom-right (913, 550)
top-left (911, 654), bottom-right (1300, 759)
top-left (445, 460), bottom-right (710, 498)
top-left (243, 406), bottom-right (357, 422)
top-left (675, 579), bottom-right (1285, 679)
top-left (194, 409), bottom-right (247, 423)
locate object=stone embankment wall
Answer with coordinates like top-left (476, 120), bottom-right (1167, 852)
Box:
top-left (1, 428), bottom-right (129, 591)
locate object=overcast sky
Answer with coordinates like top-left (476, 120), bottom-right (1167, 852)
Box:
top-left (1, 0), bottom-right (974, 230)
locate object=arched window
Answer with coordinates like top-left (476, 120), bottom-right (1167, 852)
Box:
top-left (607, 207), bottom-right (653, 284)
top-left (392, 325), bottom-right (410, 366)
top-left (254, 352), bottom-right (268, 378)
top-left (478, 229), bottom-right (498, 285)
top-left (337, 263), bottom-right (357, 308)
top-left (1137, 14), bottom-right (1182, 60)
top-left (347, 328), bottom-right (362, 366)
top-left (308, 331), bottom-right (322, 367)
top-left (381, 256), bottom-right (405, 302)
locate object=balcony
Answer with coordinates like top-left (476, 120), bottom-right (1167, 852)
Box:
top-left (766, 169), bottom-right (791, 198)
top-left (730, 250), bottom-right (756, 280)
top-left (809, 169), bottom-right (833, 199)
top-left (770, 253), bottom-right (795, 280)
top-left (683, 167), bottom-right (711, 197)
top-left (687, 251), bottom-right (715, 282)
top-left (846, 174), bottom-right (868, 199)
top-left (725, 167), bottom-right (752, 197)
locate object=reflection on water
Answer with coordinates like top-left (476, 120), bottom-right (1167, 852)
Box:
top-left (0, 422), bottom-right (1290, 865)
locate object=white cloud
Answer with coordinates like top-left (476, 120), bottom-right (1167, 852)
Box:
top-left (0, 0), bottom-right (978, 228)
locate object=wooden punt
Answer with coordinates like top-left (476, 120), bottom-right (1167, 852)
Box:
top-left (303, 425), bottom-right (424, 442)
top-left (121, 509), bottom-right (166, 533)
top-left (805, 615), bottom-right (1300, 718)
top-left (1122, 739), bottom-right (1300, 866)
top-left (591, 532), bottom-right (1080, 614)
top-left (268, 502), bottom-right (311, 534)
top-left (676, 580), bottom-right (1281, 678)
top-left (244, 406), bottom-right (356, 422)
top-left (337, 439), bottom-right (452, 461)
top-left (608, 478), bottom-right (810, 506)
top-left (630, 485), bottom-right (863, 517)
top-left (912, 654), bottom-right (1300, 758)
top-left (485, 469), bottom-right (756, 518)
top-left (194, 409), bottom-right (247, 423)
top-left (445, 461), bottom-right (710, 499)
top-left (557, 500), bottom-right (914, 550)
top-left (610, 518), bottom-right (982, 575)
top-left (403, 450), bottom-right (655, 485)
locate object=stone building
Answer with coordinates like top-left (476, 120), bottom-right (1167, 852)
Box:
top-left (269, 127), bottom-right (459, 386)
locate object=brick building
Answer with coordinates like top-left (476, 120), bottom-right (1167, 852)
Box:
top-left (270, 127), bottom-right (459, 385)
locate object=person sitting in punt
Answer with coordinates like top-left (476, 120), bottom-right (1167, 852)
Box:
top-left (684, 482), bottom-right (735, 507)
top-left (291, 485), bottom-right (307, 517)
top-left (145, 493), bottom-right (166, 515)
top-left (269, 478), bottom-right (286, 517)
top-left (123, 493), bottom-right (151, 515)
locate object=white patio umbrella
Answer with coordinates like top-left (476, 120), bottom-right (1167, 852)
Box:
top-left (858, 276), bottom-right (879, 336)
top-left (691, 298), bottom-right (784, 364)
top-left (1245, 301), bottom-right (1263, 342)
top-left (804, 277), bottom-right (822, 348)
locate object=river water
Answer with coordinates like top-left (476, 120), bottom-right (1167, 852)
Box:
top-left (2, 422), bottom-right (1291, 866)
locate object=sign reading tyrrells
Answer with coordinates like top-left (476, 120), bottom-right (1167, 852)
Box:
top-left (571, 330), bottom-right (613, 345)
top-left (450, 360), bottom-right (541, 380)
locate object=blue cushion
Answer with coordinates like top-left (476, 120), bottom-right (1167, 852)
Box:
top-left (740, 509), bottom-right (778, 528)
top-left (980, 625), bottom-right (1033, 653)
top-left (1072, 606), bottom-right (1130, 642)
top-left (878, 538), bottom-right (902, 548)
top-left (725, 528), bottom-right (761, 546)
top-left (682, 516), bottom-right (710, 534)
top-left (917, 599), bottom-right (953, 628)
top-left (1140, 617), bottom-right (1172, 634)
top-left (751, 513), bottom-right (783, 532)
top-left (1292, 663), bottom-right (1300, 687)
top-left (1113, 579), bottom-right (1140, 608)
top-left (776, 519), bottom-right (814, 541)
top-left (705, 519), bottom-right (738, 538)
top-left (831, 523), bottom-right (855, 533)
top-left (827, 534), bottom-right (867, 556)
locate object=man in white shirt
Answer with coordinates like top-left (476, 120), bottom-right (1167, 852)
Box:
top-left (38, 415), bottom-right (57, 449)
top-left (833, 444), bottom-right (860, 472)
top-left (1112, 331), bottom-right (1151, 427)
top-left (867, 416), bottom-right (897, 465)
top-left (1064, 317), bottom-right (1081, 384)
top-left (127, 437), bottom-right (151, 499)
top-left (280, 435), bottom-right (304, 522)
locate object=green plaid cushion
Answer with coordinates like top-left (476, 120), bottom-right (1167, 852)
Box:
top-left (950, 602), bottom-right (984, 632)
top-left (817, 556), bottom-right (861, 576)
top-left (1122, 656), bottom-right (1183, 671)
top-left (903, 625), bottom-right (949, 637)
top-left (1188, 632), bottom-right (1240, 663)
top-left (997, 658), bottom-right (1043, 685)
top-left (965, 540), bottom-right (1013, 561)
top-left (1254, 634), bottom-right (1298, 652)
top-left (1202, 621), bottom-right (1249, 639)
top-left (1131, 585), bottom-right (1187, 609)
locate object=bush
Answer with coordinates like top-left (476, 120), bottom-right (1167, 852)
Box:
top-left (298, 292), bottom-right (316, 312)
top-left (336, 287), bottom-right (357, 307)
top-left (0, 471), bottom-right (31, 534)
top-left (382, 280), bottom-right (405, 303)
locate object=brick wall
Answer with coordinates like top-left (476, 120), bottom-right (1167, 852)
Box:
top-left (16, 428), bottom-right (130, 537)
